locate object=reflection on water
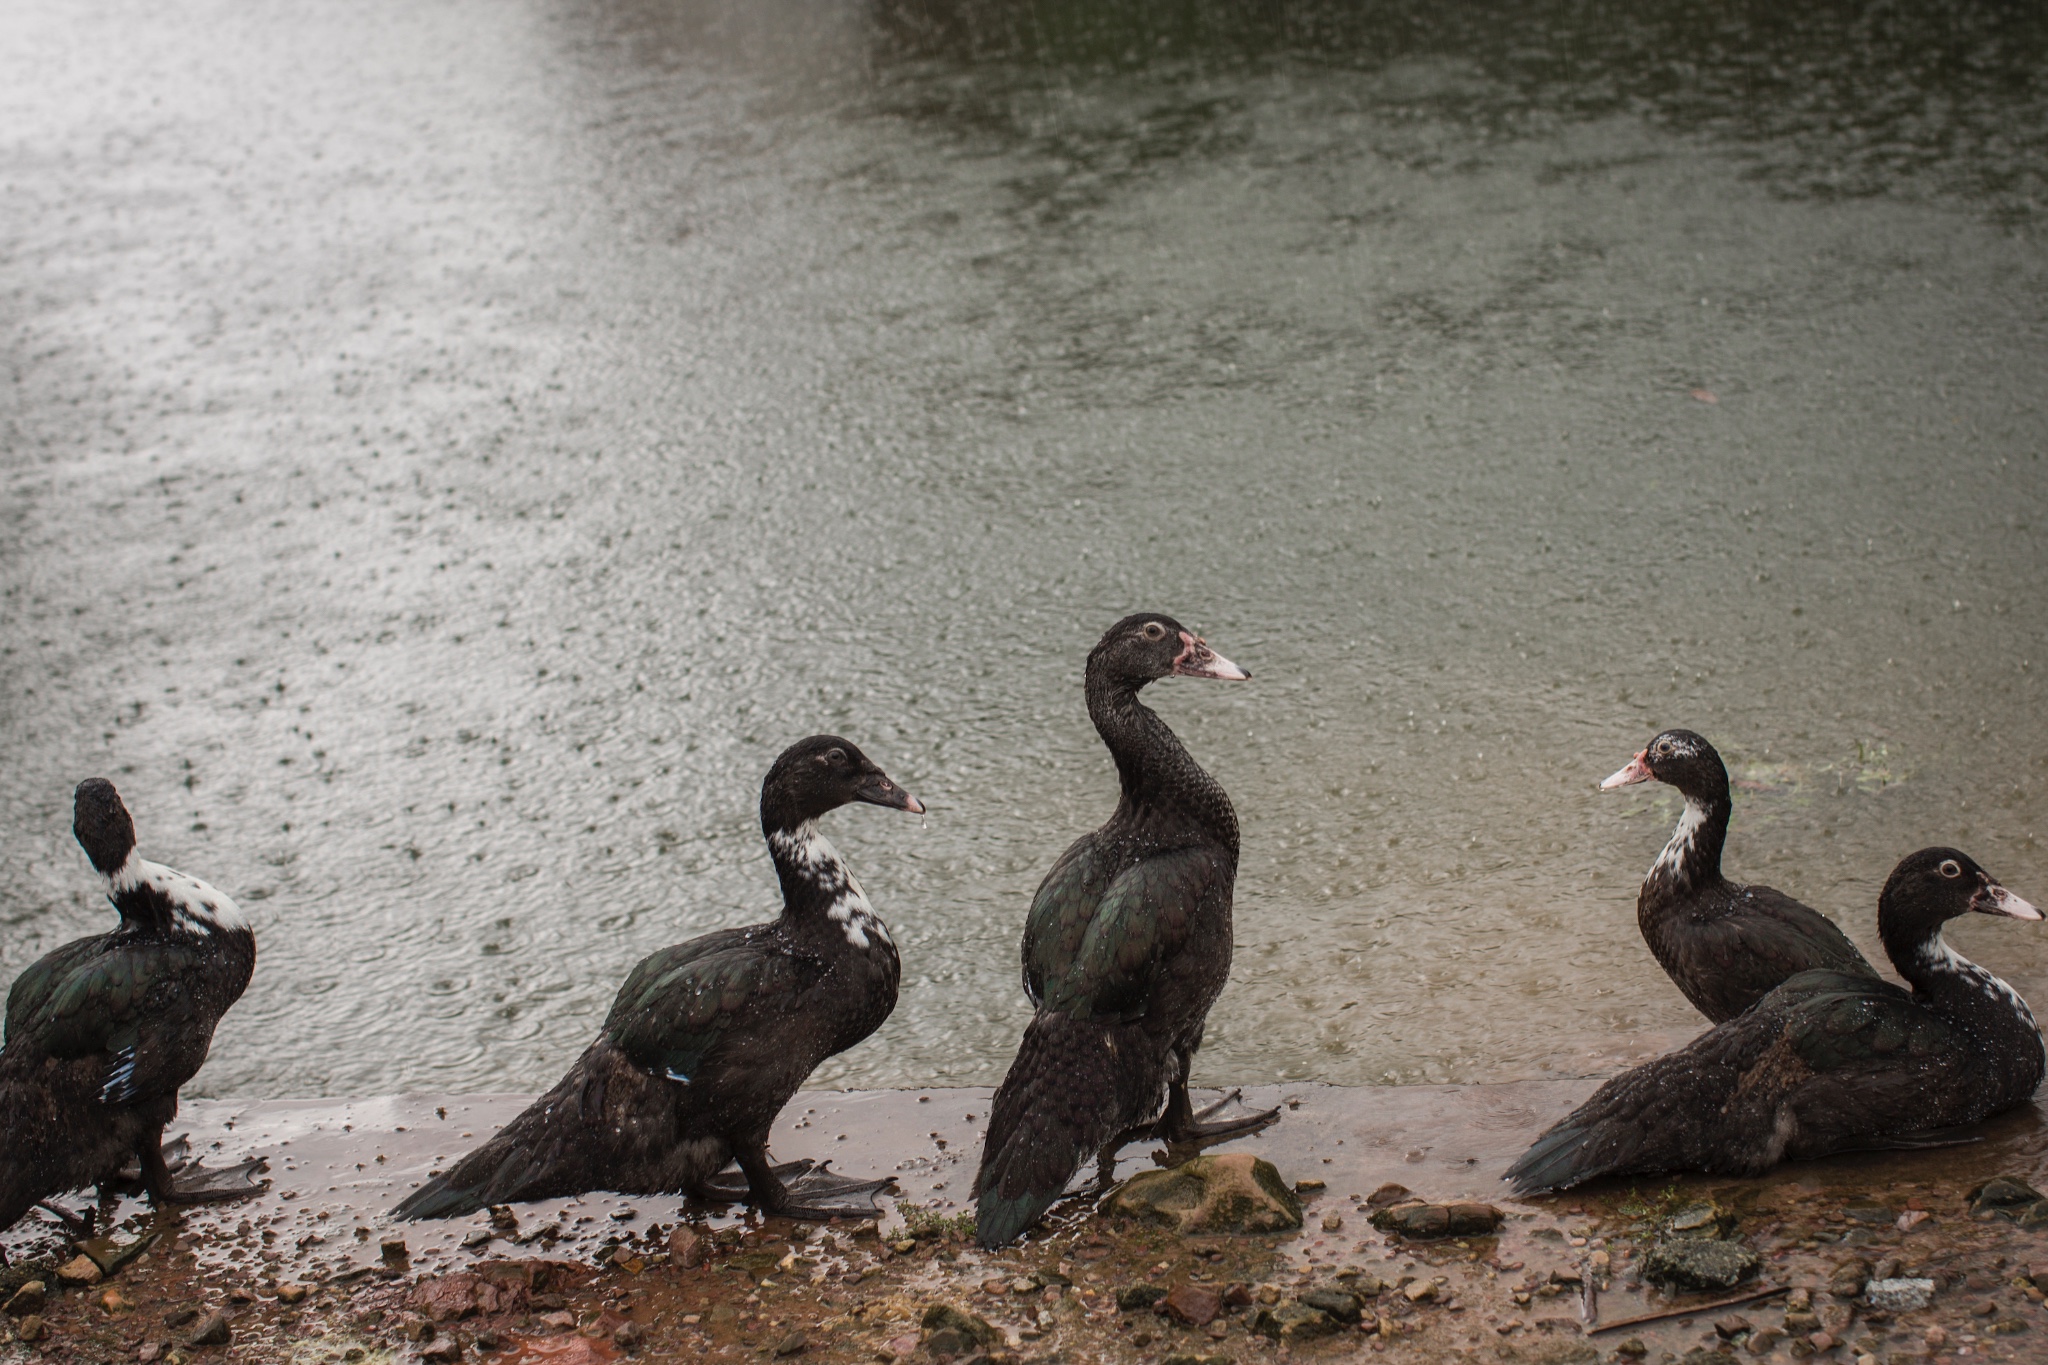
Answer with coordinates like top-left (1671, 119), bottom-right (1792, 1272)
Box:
top-left (1, 0), bottom-right (2044, 1099)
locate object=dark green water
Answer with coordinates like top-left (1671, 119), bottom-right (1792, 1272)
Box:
top-left (3, 0), bottom-right (2045, 1098)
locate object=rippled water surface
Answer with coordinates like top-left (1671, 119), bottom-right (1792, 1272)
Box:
top-left (4, 0), bottom-right (2047, 1099)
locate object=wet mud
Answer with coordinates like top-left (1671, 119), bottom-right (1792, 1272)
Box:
top-left (5, 1083), bottom-right (2047, 1364)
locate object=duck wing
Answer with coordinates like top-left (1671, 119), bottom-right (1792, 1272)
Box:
top-left (601, 929), bottom-right (816, 1085)
top-left (3, 935), bottom-right (222, 1103)
top-left (1670, 886), bottom-right (1879, 1021)
top-left (1023, 842), bottom-right (1231, 1021)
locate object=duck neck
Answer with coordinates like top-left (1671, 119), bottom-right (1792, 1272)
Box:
top-left (1642, 780), bottom-right (1731, 905)
top-left (1883, 914), bottom-right (2041, 1045)
top-left (1086, 670), bottom-right (1237, 848)
top-left (762, 814), bottom-right (895, 953)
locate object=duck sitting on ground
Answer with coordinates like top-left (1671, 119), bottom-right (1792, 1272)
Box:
top-left (396, 735), bottom-right (922, 1221)
top-left (1507, 847), bottom-right (2042, 1193)
top-left (1603, 728), bottom-right (1878, 1022)
top-left (975, 613), bottom-right (1273, 1249)
top-left (2, 779), bottom-right (262, 1239)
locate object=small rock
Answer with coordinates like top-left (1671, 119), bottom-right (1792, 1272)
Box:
top-left (1896, 1209), bottom-right (1930, 1232)
top-left (1863, 1278), bottom-right (1935, 1312)
top-left (1105, 1153), bottom-right (1304, 1235)
top-left (771, 1331), bottom-right (807, 1357)
top-left (1714, 1314), bottom-right (1752, 1339)
top-left (187, 1309), bottom-right (232, 1347)
top-left (1641, 1236), bottom-right (1760, 1292)
top-left (100, 1288), bottom-right (132, 1314)
top-left (881, 1334), bottom-right (919, 1360)
top-left (1667, 1202), bottom-right (1737, 1237)
top-left (891, 1239), bottom-right (916, 1254)
top-left (539, 1311), bottom-right (576, 1330)
top-left (1221, 1283), bottom-right (1253, 1309)
top-left (1320, 1210), bottom-right (1343, 1231)
top-left (1808, 1331), bottom-right (1836, 1353)
top-left (56, 1254), bottom-right (103, 1287)
top-left (1746, 1326), bottom-right (1786, 1356)
top-left (1403, 1279), bottom-right (1439, 1304)
top-left (275, 1283), bottom-right (309, 1305)
top-left (5, 1282), bottom-right (46, 1317)
top-left (1161, 1285), bottom-right (1223, 1327)
top-left (15, 1315), bottom-right (45, 1343)
top-left (164, 1307), bottom-right (201, 1328)
top-left (1783, 1311), bottom-right (1820, 1333)
top-left (1117, 1285), bottom-right (1169, 1313)
top-left (139, 1342), bottom-right (162, 1363)
top-left (612, 1322), bottom-right (642, 1352)
top-left (1988, 1317), bottom-right (2031, 1336)
top-left (1299, 1289), bottom-right (1361, 1324)
top-left (419, 1336), bottom-right (462, 1363)
top-left (1871, 1257), bottom-right (1900, 1282)
top-left (1614, 1340), bottom-right (1647, 1358)
top-left (1970, 1176), bottom-right (2044, 1216)
top-left (1250, 1304), bottom-right (1336, 1341)
top-left (1364, 1183), bottom-right (1410, 1208)
top-left (381, 1238), bottom-right (409, 1267)
top-left (1369, 1199), bottom-right (1504, 1240)
top-left (1818, 1303), bottom-right (1852, 1335)
top-left (1841, 1205), bottom-right (1893, 1224)
top-left (919, 1304), bottom-right (998, 1353)
top-left (1828, 1258), bottom-right (1872, 1298)
top-left (1923, 1326), bottom-right (1948, 1348)
top-left (668, 1226), bottom-right (708, 1268)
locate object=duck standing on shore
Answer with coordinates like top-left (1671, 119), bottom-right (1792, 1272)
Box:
top-left (396, 736), bottom-right (922, 1221)
top-left (1603, 729), bottom-right (1877, 1021)
top-left (975, 614), bottom-right (1271, 1249)
top-left (2, 779), bottom-right (259, 1236)
top-left (1507, 847), bottom-right (2042, 1193)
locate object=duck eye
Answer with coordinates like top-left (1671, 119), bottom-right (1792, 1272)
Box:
top-left (822, 748), bottom-right (846, 766)
top-left (1654, 740), bottom-right (1671, 756)
top-left (1939, 859), bottom-right (1961, 879)
top-left (1141, 622), bottom-right (1166, 641)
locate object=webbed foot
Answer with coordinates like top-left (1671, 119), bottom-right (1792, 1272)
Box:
top-left (158, 1157), bottom-right (271, 1204)
top-left (763, 1164), bottom-right (897, 1219)
top-left (698, 1159), bottom-right (817, 1202)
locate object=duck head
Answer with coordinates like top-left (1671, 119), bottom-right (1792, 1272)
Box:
top-left (1088, 612), bottom-right (1250, 688)
top-left (74, 777), bottom-right (137, 876)
top-left (1601, 728), bottom-right (1726, 800)
top-left (760, 735), bottom-right (924, 831)
top-left (1882, 847), bottom-right (2040, 935)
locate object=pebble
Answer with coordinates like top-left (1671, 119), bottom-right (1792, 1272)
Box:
top-left (15, 1316), bottom-right (45, 1343)
top-left (187, 1309), bottom-right (232, 1347)
top-left (1321, 1212), bottom-right (1343, 1232)
top-left (57, 1254), bottom-right (104, 1287)
top-left (275, 1283), bottom-right (310, 1305)
top-left (4, 1281), bottom-right (46, 1317)
top-left (771, 1331), bottom-right (806, 1357)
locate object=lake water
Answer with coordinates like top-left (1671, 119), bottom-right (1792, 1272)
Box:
top-left (3, 0), bottom-right (2045, 1101)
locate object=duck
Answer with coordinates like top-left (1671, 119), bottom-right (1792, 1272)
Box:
top-left (1506, 846), bottom-right (2043, 1193)
top-left (1602, 728), bottom-right (1878, 1022)
top-left (395, 735), bottom-right (922, 1221)
top-left (2, 779), bottom-right (260, 1238)
top-left (974, 613), bottom-right (1273, 1248)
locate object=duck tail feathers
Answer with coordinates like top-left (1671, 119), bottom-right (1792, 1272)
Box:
top-left (974, 1011), bottom-right (1149, 1249)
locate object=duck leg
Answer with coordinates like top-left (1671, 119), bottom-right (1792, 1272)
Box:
top-left (1155, 1080), bottom-right (1279, 1147)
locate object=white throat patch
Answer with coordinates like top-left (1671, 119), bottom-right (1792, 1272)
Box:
top-left (1917, 935), bottom-right (2038, 1030)
top-left (111, 853), bottom-right (250, 935)
top-left (768, 822), bottom-right (895, 951)
top-left (1650, 797), bottom-right (1710, 882)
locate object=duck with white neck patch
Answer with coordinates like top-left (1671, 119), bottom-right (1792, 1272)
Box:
top-left (1602, 728), bottom-right (1879, 1023)
top-left (396, 735), bottom-right (922, 1221)
top-left (1508, 847), bottom-right (2044, 1192)
top-left (1, 779), bottom-right (261, 1241)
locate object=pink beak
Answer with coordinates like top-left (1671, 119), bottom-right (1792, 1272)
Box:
top-left (1601, 751), bottom-right (1655, 790)
top-left (1171, 631), bottom-right (1250, 681)
top-left (1975, 883), bottom-right (2043, 921)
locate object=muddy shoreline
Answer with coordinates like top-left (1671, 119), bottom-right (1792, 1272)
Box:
top-left (4, 1084), bottom-right (2048, 1363)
